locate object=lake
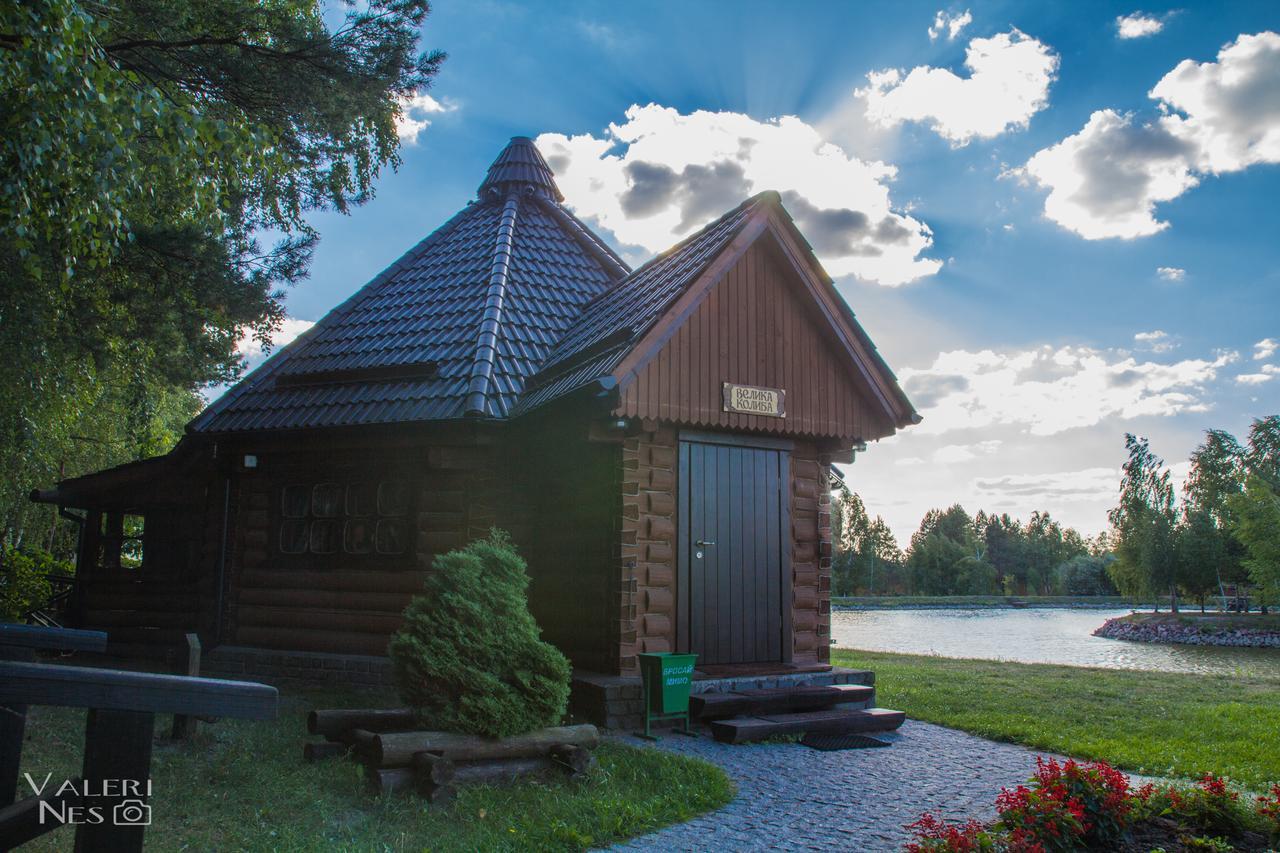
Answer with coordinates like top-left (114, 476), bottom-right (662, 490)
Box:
top-left (831, 607), bottom-right (1280, 679)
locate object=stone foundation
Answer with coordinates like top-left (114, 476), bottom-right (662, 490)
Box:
top-left (570, 666), bottom-right (875, 731)
top-left (202, 645), bottom-right (397, 688)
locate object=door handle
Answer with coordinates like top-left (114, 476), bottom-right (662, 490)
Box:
top-left (696, 540), bottom-right (716, 546)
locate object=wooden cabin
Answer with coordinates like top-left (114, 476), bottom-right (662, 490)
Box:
top-left (34, 138), bottom-right (918, 724)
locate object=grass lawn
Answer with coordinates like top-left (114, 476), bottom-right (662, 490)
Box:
top-left (17, 687), bottom-right (734, 851)
top-left (833, 649), bottom-right (1280, 791)
top-left (1113, 611), bottom-right (1280, 631)
top-left (830, 594), bottom-right (1150, 609)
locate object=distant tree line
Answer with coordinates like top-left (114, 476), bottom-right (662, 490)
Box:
top-left (831, 490), bottom-right (1111, 597)
top-left (1108, 415), bottom-right (1280, 612)
top-left (834, 414), bottom-right (1280, 608)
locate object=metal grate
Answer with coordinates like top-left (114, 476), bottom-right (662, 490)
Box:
top-left (800, 733), bottom-right (891, 751)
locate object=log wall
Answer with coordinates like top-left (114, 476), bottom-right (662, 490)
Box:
top-left (789, 442), bottom-right (832, 665)
top-left (510, 425), bottom-right (617, 673)
top-left (227, 444), bottom-right (492, 657)
top-left (617, 426), bottom-right (678, 674)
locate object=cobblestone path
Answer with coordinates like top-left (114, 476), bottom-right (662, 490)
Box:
top-left (615, 720), bottom-right (1057, 851)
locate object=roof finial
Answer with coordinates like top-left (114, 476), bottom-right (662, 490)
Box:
top-left (478, 136), bottom-right (564, 202)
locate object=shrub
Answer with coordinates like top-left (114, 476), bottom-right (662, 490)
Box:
top-left (1023, 757), bottom-right (1132, 847)
top-left (387, 529), bottom-right (571, 739)
top-left (1257, 783), bottom-right (1280, 844)
top-left (1158, 775), bottom-right (1248, 838)
top-left (904, 813), bottom-right (996, 852)
top-left (0, 546), bottom-right (73, 622)
top-left (995, 781), bottom-right (1085, 852)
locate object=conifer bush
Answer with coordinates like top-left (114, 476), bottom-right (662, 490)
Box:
top-left (388, 529), bottom-right (571, 739)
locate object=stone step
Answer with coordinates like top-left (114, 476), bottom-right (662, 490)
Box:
top-left (690, 683), bottom-right (874, 720)
top-left (708, 707), bottom-right (906, 744)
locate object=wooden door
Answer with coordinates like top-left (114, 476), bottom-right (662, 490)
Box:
top-left (678, 437), bottom-right (790, 665)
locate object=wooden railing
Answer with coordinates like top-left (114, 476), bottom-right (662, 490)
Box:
top-left (0, 623), bottom-right (277, 851)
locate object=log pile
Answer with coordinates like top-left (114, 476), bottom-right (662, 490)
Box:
top-left (303, 709), bottom-right (600, 802)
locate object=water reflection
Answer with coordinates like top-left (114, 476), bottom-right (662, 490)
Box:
top-left (831, 607), bottom-right (1280, 679)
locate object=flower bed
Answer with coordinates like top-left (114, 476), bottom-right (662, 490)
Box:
top-left (905, 758), bottom-right (1280, 852)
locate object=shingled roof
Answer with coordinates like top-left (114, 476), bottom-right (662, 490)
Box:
top-left (190, 138), bottom-right (629, 433)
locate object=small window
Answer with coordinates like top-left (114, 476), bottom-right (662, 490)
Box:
top-left (376, 519), bottom-right (408, 555)
top-left (378, 481), bottom-right (410, 517)
top-left (280, 519), bottom-right (309, 554)
top-left (310, 519), bottom-right (339, 554)
top-left (344, 518), bottom-right (373, 554)
top-left (279, 478), bottom-right (413, 557)
top-left (312, 483), bottom-right (343, 518)
top-left (346, 483), bottom-right (374, 517)
top-left (282, 485), bottom-right (310, 518)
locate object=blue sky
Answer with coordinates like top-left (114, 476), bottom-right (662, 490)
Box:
top-left (250, 0), bottom-right (1280, 543)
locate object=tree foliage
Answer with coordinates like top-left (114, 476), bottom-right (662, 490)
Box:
top-left (388, 531), bottom-right (572, 739)
top-left (1105, 417), bottom-right (1280, 610)
top-left (0, 0), bottom-right (442, 550)
top-left (832, 491), bottom-right (1093, 597)
top-left (1107, 434), bottom-right (1179, 608)
top-left (831, 487), bottom-right (902, 595)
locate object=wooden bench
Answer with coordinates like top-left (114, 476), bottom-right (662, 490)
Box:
top-left (0, 624), bottom-right (277, 852)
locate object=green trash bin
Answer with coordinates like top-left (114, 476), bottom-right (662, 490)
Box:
top-left (637, 652), bottom-right (698, 738)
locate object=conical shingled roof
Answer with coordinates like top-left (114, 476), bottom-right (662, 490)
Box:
top-left (190, 138), bottom-right (628, 433)
top-left (478, 136), bottom-right (564, 202)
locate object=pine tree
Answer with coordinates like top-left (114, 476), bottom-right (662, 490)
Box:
top-left (388, 530), bottom-right (571, 739)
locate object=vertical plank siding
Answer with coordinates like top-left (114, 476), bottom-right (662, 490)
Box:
top-left (617, 242), bottom-right (890, 441)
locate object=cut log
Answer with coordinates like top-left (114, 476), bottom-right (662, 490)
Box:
top-left (336, 728), bottom-right (377, 762)
top-left (303, 742), bottom-right (348, 762)
top-left (452, 757), bottom-right (554, 786)
top-left (365, 767), bottom-right (416, 795)
top-left (308, 708), bottom-right (418, 738)
top-left (370, 724), bottom-right (599, 768)
top-left (410, 752), bottom-right (456, 787)
top-left (549, 744), bottom-right (597, 778)
top-left (417, 781), bottom-right (456, 805)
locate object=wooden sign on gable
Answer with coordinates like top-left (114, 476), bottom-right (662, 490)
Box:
top-left (722, 383), bottom-right (786, 418)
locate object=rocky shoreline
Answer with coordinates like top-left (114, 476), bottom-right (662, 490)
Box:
top-left (1094, 616), bottom-right (1280, 648)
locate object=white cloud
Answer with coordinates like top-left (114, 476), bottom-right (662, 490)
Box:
top-left (203, 317), bottom-right (316, 402)
top-left (395, 92), bottom-right (454, 144)
top-left (933, 439), bottom-right (1002, 463)
top-left (1254, 338), bottom-right (1278, 360)
top-left (859, 29), bottom-right (1059, 145)
top-left (973, 467), bottom-right (1119, 504)
top-left (1237, 364), bottom-right (1279, 384)
top-left (577, 20), bottom-right (621, 48)
top-left (899, 345), bottom-right (1238, 436)
top-left (1156, 266), bottom-right (1186, 281)
top-left (929, 9), bottom-right (973, 41)
top-left (537, 105), bottom-right (942, 286)
top-left (1134, 330), bottom-right (1178, 353)
top-left (236, 317), bottom-right (315, 372)
top-left (1019, 32), bottom-right (1280, 239)
top-left (1152, 32), bottom-right (1280, 174)
top-left (1116, 13), bottom-right (1165, 39)
top-left (1016, 109), bottom-right (1199, 239)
